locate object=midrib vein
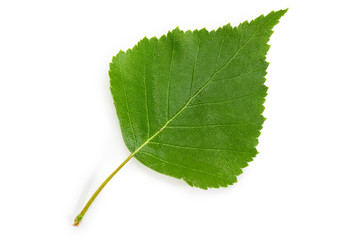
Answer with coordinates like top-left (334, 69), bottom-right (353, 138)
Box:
top-left (132, 24), bottom-right (265, 156)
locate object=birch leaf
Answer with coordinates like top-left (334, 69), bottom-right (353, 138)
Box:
top-left (74, 9), bottom-right (287, 226)
top-left (109, 9), bottom-right (287, 189)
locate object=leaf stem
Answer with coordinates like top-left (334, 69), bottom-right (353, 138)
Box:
top-left (73, 153), bottom-right (134, 226)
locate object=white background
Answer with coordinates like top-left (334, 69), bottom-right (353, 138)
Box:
top-left (1, 0), bottom-right (359, 239)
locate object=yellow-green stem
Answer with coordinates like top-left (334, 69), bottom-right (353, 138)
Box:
top-left (73, 153), bottom-right (134, 226)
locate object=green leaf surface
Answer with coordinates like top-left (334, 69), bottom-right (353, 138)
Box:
top-left (109, 10), bottom-right (287, 189)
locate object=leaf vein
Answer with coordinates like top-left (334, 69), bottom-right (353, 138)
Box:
top-left (214, 29), bottom-right (225, 67)
top-left (188, 93), bottom-right (259, 107)
top-left (212, 68), bottom-right (264, 82)
top-left (190, 41), bottom-right (200, 95)
top-left (149, 141), bottom-right (247, 153)
top-left (140, 151), bottom-right (230, 181)
top-left (167, 47), bottom-right (175, 120)
top-left (120, 69), bottom-right (137, 148)
top-left (166, 122), bottom-right (259, 128)
top-left (143, 47), bottom-right (150, 138)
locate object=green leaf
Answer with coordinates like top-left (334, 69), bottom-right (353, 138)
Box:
top-left (74, 9), bottom-right (287, 226)
top-left (109, 10), bottom-right (287, 189)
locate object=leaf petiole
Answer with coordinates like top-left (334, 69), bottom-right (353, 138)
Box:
top-left (73, 153), bottom-right (134, 226)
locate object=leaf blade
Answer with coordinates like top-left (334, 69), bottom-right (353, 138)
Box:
top-left (110, 9), bottom-right (287, 189)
